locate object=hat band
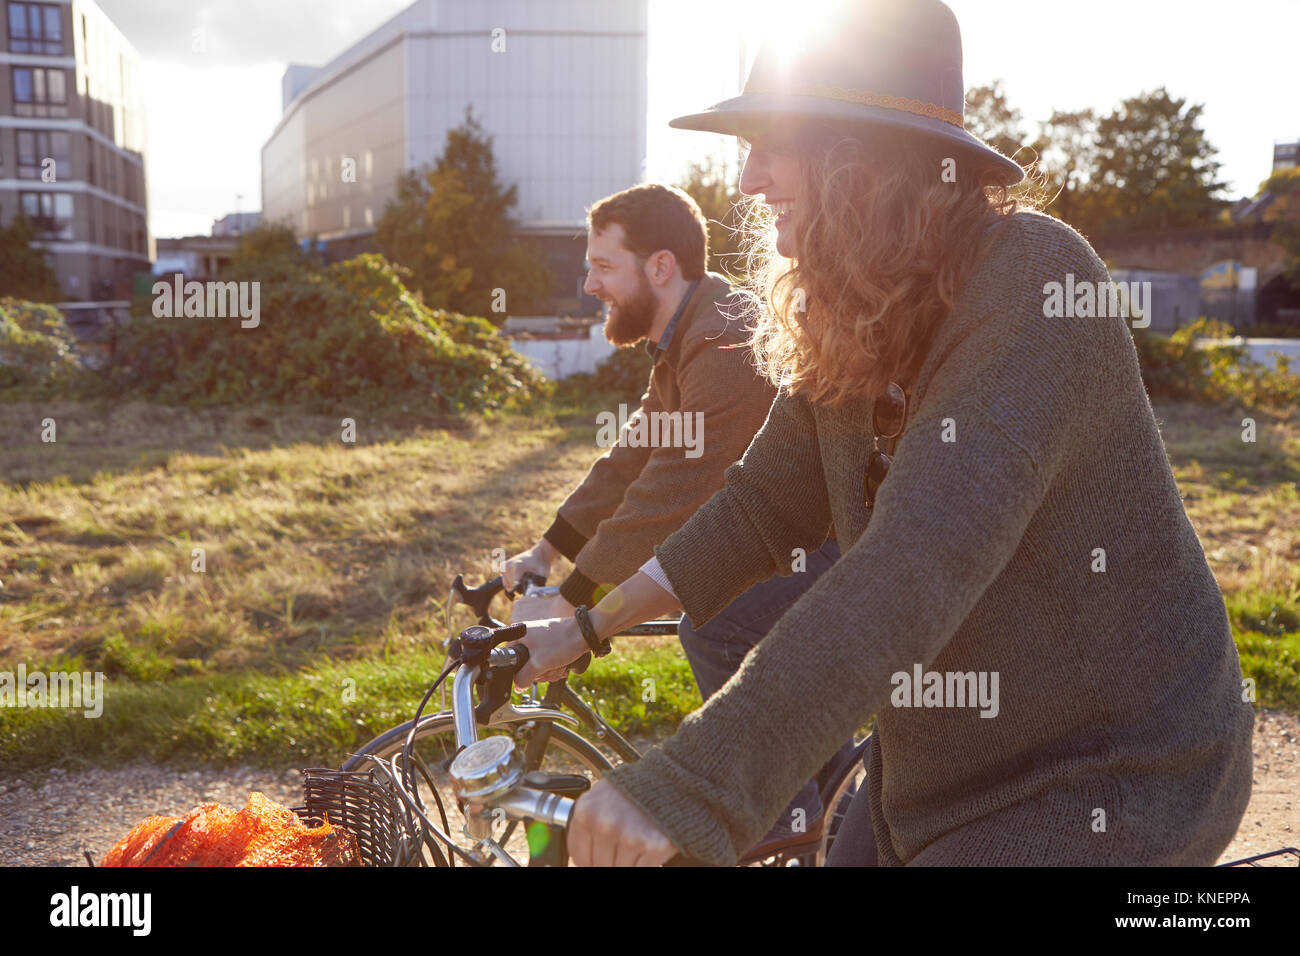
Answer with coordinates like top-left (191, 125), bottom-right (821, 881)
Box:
top-left (743, 81), bottom-right (965, 129)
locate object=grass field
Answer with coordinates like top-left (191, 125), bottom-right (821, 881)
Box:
top-left (1, 395), bottom-right (1297, 773)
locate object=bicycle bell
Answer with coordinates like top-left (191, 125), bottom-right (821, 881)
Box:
top-left (448, 735), bottom-right (525, 802)
top-left (459, 624), bottom-right (494, 654)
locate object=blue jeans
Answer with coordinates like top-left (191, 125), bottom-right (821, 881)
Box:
top-left (826, 738), bottom-right (879, 866)
top-left (677, 539), bottom-right (849, 833)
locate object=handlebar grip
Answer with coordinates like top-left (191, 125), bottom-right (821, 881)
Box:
top-left (663, 853), bottom-right (713, 867)
top-left (567, 651), bottom-right (592, 676)
top-left (493, 621), bottom-right (527, 643)
top-left (509, 643), bottom-right (529, 669)
top-left (487, 643), bottom-right (529, 671)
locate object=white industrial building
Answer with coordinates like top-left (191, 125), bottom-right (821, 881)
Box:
top-left (261, 0), bottom-right (649, 317)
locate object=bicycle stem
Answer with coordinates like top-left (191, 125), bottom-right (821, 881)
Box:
top-left (451, 664), bottom-right (480, 749)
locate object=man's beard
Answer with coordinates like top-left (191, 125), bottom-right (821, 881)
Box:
top-left (602, 275), bottom-right (659, 347)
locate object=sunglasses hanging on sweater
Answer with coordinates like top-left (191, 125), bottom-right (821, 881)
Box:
top-left (865, 381), bottom-right (908, 508)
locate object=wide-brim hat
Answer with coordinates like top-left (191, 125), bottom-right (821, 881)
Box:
top-left (670, 0), bottom-right (1026, 186)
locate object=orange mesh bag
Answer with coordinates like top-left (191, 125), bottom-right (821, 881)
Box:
top-left (201, 792), bottom-right (305, 866)
top-left (234, 820), bottom-right (360, 867)
top-left (100, 815), bottom-right (183, 867)
top-left (102, 792), bottom-right (360, 867)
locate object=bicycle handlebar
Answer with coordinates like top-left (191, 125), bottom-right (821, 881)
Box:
top-left (447, 626), bottom-right (714, 867)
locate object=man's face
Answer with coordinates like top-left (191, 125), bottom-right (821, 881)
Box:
top-left (584, 223), bottom-right (660, 347)
top-left (738, 122), bottom-right (804, 259)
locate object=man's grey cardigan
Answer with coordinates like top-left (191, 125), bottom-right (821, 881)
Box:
top-left (603, 212), bottom-right (1254, 866)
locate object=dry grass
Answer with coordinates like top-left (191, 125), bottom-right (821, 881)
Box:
top-left (0, 399), bottom-right (601, 676)
top-left (1156, 401), bottom-right (1300, 609)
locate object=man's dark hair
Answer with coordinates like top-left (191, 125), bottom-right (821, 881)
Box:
top-left (587, 183), bottom-right (709, 281)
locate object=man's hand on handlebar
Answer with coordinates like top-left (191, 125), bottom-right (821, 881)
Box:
top-left (509, 591), bottom-right (574, 625)
top-left (501, 539), bottom-right (558, 592)
top-left (511, 616), bottom-right (591, 687)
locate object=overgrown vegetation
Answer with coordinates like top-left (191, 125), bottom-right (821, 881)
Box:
top-left (1132, 317), bottom-right (1300, 409)
top-left (0, 298), bottom-right (82, 394)
top-left (98, 251), bottom-right (547, 412)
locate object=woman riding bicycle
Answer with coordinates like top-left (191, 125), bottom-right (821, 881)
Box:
top-left (513, 0), bottom-right (1253, 866)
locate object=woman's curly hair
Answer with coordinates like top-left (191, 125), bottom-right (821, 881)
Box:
top-left (731, 120), bottom-right (1044, 406)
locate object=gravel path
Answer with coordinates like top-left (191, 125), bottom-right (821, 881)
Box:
top-left (2, 710), bottom-right (1295, 867)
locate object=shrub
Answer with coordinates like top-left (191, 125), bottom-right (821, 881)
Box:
top-left (1132, 317), bottom-right (1300, 409)
top-left (0, 297), bottom-right (83, 394)
top-left (99, 254), bottom-right (548, 412)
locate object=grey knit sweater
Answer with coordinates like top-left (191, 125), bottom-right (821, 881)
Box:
top-left (603, 211), bottom-right (1254, 866)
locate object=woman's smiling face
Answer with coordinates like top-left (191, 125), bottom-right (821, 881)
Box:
top-left (738, 121), bottom-right (805, 258)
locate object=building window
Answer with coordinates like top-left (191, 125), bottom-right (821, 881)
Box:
top-left (19, 190), bottom-right (74, 240)
top-left (12, 65), bottom-right (68, 117)
top-left (15, 129), bottom-right (69, 180)
top-left (8, 2), bottom-right (63, 54)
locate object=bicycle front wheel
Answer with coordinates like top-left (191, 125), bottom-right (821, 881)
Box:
top-left (342, 714), bottom-right (612, 865)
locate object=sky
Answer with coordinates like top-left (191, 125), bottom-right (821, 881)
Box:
top-left (91, 0), bottom-right (1292, 240)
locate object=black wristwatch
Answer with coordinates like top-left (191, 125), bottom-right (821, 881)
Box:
top-left (574, 605), bottom-right (612, 658)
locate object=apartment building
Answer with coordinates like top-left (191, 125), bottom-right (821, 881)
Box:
top-left (0, 0), bottom-right (147, 328)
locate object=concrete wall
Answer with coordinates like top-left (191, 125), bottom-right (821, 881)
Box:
top-left (1109, 268), bottom-right (1201, 333)
top-left (508, 321), bottom-right (617, 379)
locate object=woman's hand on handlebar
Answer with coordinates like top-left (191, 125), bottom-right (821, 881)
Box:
top-left (501, 540), bottom-right (558, 592)
top-left (568, 779), bottom-right (679, 867)
top-left (511, 616), bottom-right (590, 688)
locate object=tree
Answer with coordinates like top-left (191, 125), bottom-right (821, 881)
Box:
top-left (375, 107), bottom-right (551, 321)
top-left (980, 85), bottom-right (1228, 237)
top-left (0, 214), bottom-right (62, 302)
top-left (965, 81), bottom-right (1028, 163)
top-left (223, 222), bottom-right (321, 280)
top-left (1030, 108), bottom-right (1101, 229)
top-left (1087, 88), bottom-right (1229, 233)
top-left (677, 153), bottom-right (747, 278)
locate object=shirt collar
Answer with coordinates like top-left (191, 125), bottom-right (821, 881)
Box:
top-left (644, 278), bottom-right (702, 359)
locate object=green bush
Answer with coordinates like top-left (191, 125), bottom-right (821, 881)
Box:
top-left (100, 254), bottom-right (548, 412)
top-left (1132, 317), bottom-right (1300, 409)
top-left (0, 297), bottom-right (82, 394)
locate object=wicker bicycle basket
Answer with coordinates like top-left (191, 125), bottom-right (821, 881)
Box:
top-left (293, 768), bottom-right (422, 867)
